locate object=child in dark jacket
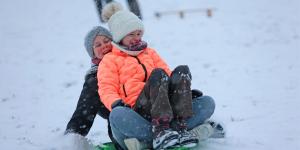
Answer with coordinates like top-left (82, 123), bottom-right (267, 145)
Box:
top-left (64, 26), bottom-right (122, 149)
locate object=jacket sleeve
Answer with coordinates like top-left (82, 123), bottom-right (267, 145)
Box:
top-left (97, 55), bottom-right (121, 111)
top-left (149, 48), bottom-right (172, 76)
top-left (65, 71), bottom-right (101, 136)
top-left (84, 68), bottom-right (110, 119)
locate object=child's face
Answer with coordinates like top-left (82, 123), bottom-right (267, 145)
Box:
top-left (120, 30), bottom-right (143, 47)
top-left (93, 35), bottom-right (112, 59)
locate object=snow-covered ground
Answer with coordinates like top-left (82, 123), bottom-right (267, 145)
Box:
top-left (1, 0), bottom-right (299, 149)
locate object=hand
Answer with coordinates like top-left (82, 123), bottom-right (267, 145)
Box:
top-left (192, 89), bottom-right (203, 98)
top-left (111, 99), bottom-right (130, 109)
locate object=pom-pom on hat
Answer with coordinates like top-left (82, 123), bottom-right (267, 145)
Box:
top-left (102, 2), bottom-right (144, 43)
top-left (84, 26), bottom-right (112, 58)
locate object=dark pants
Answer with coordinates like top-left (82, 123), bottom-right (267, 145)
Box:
top-left (127, 0), bottom-right (142, 19)
top-left (134, 65), bottom-right (193, 121)
top-left (94, 0), bottom-right (112, 22)
top-left (94, 0), bottom-right (142, 22)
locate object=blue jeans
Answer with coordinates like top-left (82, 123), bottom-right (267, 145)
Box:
top-left (109, 96), bottom-right (215, 149)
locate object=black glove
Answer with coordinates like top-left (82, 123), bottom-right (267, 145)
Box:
top-left (111, 99), bottom-right (130, 109)
top-left (192, 89), bottom-right (203, 98)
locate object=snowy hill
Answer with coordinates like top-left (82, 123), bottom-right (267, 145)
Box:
top-left (0, 0), bottom-right (299, 149)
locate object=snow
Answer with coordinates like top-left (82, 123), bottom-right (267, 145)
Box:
top-left (0, 0), bottom-right (299, 149)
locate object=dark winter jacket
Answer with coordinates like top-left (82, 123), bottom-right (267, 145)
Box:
top-left (66, 64), bottom-right (122, 149)
top-left (66, 65), bottom-right (110, 135)
top-left (82, 65), bottom-right (110, 119)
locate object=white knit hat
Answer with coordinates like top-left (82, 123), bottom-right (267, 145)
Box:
top-left (102, 2), bottom-right (144, 43)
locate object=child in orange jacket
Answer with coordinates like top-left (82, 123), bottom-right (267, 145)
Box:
top-left (98, 2), bottom-right (223, 149)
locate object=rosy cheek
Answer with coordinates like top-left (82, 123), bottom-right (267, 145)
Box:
top-left (94, 48), bottom-right (103, 58)
top-left (95, 49), bottom-right (99, 56)
top-left (107, 45), bottom-right (112, 50)
top-left (100, 48), bottom-right (106, 54)
top-left (103, 44), bottom-right (112, 51)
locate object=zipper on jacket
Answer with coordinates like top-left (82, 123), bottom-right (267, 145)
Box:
top-left (122, 84), bottom-right (128, 97)
top-left (134, 56), bottom-right (148, 82)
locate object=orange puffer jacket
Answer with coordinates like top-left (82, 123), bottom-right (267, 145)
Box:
top-left (97, 46), bottom-right (171, 111)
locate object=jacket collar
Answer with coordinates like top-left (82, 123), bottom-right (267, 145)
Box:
top-left (112, 42), bottom-right (144, 56)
